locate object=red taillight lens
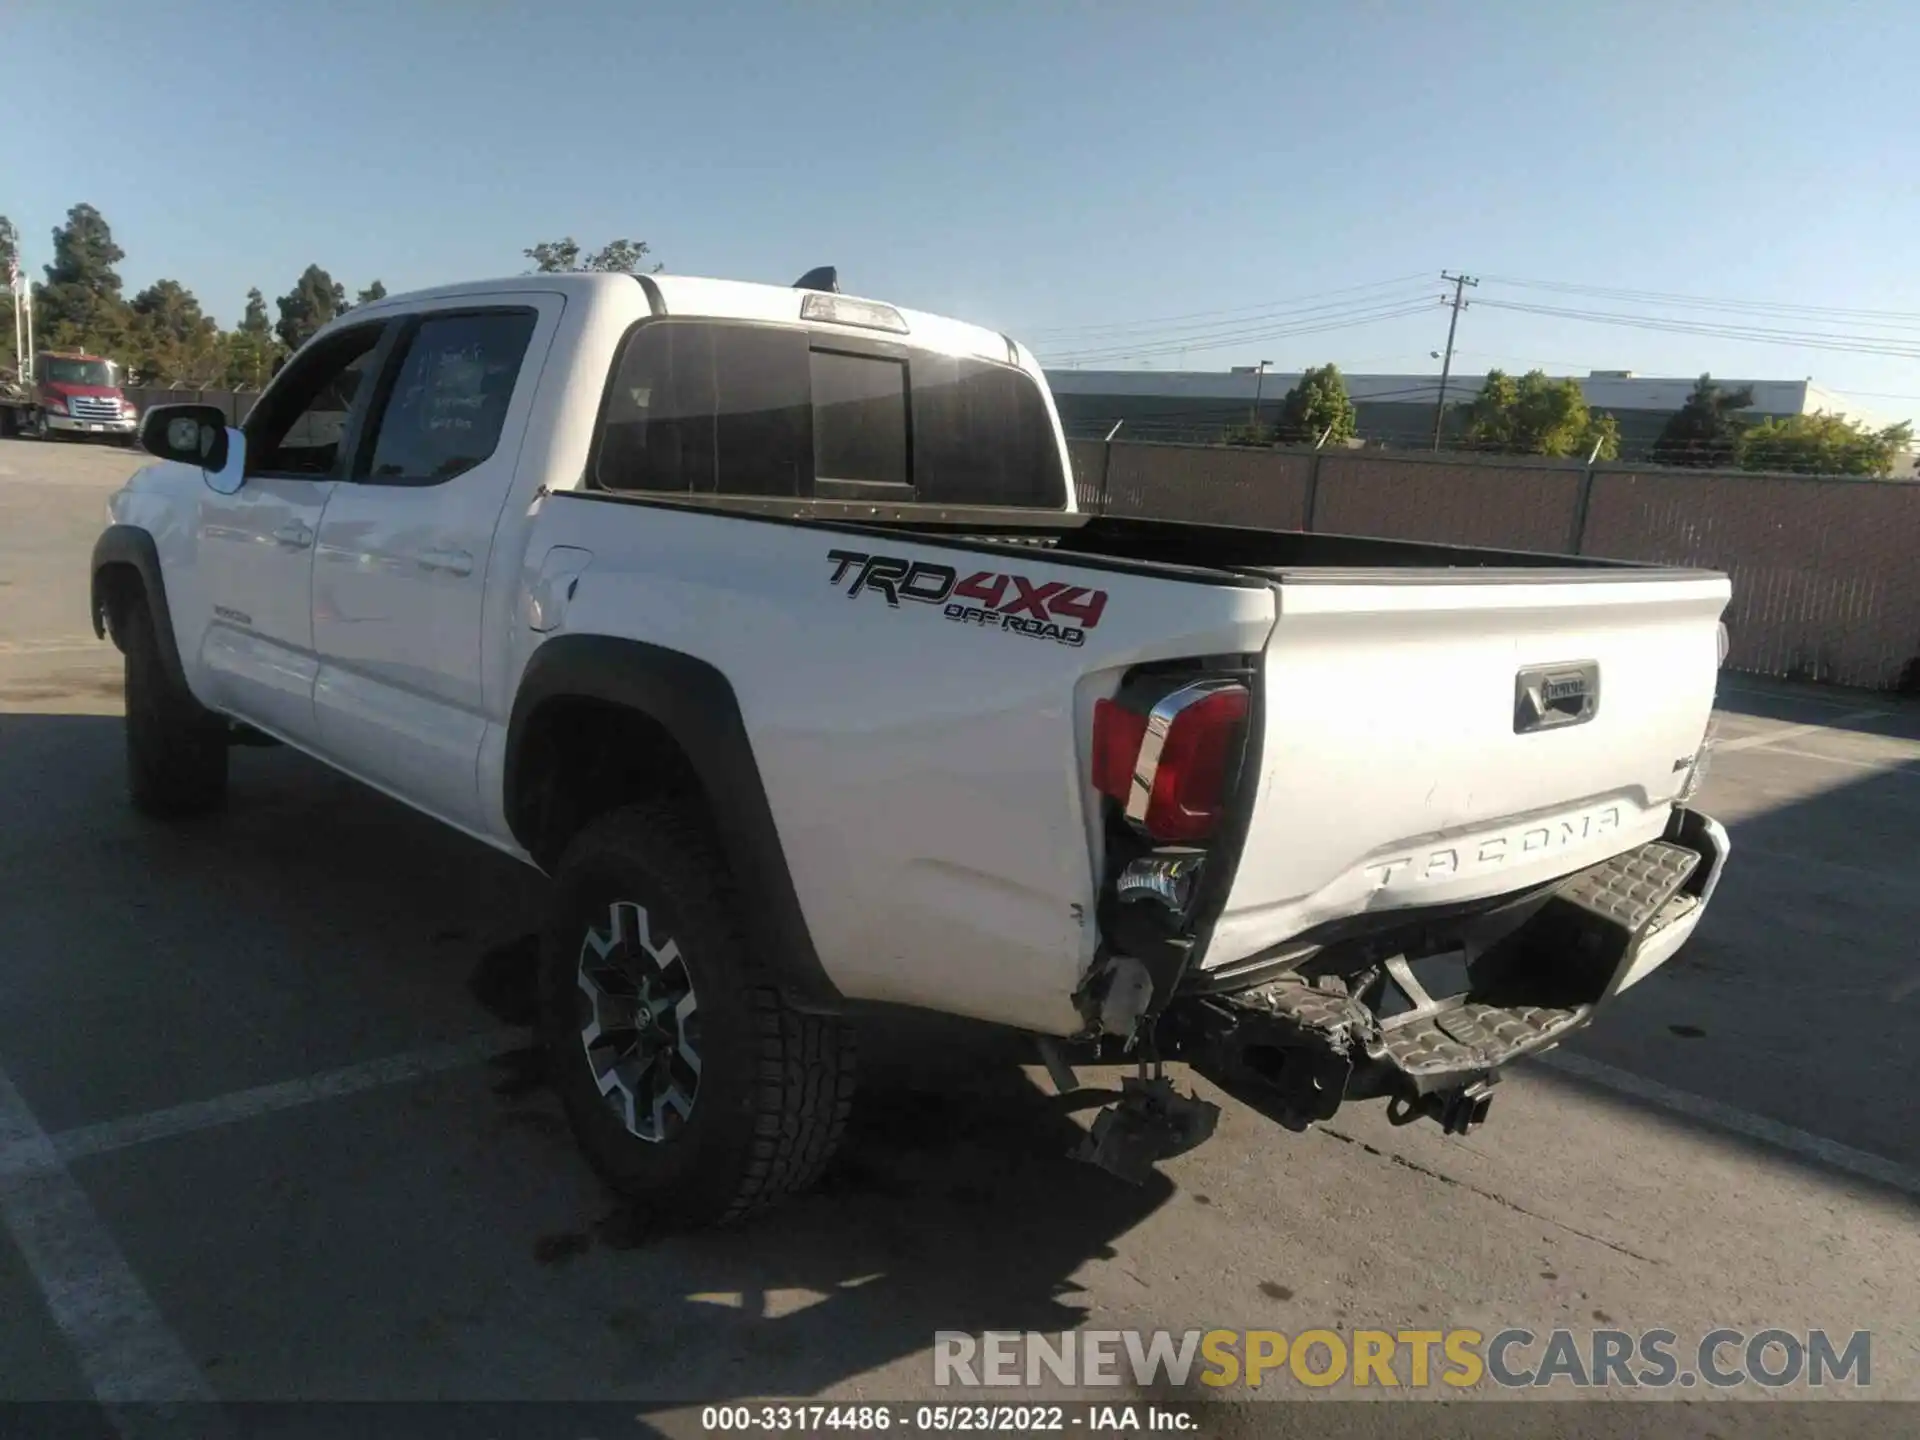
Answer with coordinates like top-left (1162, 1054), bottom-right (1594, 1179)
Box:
top-left (1092, 682), bottom-right (1249, 842)
top-left (1093, 698), bottom-right (1146, 803)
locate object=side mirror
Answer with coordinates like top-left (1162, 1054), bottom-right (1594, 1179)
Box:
top-left (205, 426), bottom-right (248, 495)
top-left (138, 405), bottom-right (247, 494)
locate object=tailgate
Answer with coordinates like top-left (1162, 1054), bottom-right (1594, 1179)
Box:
top-left (1204, 568), bottom-right (1731, 969)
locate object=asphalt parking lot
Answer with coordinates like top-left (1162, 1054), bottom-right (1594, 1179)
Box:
top-left (1, 438), bottom-right (1916, 1433)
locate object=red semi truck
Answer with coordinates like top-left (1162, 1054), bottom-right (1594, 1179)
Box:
top-left (0, 350), bottom-right (140, 442)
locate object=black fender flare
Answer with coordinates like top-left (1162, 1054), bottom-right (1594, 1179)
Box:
top-left (504, 635), bottom-right (844, 1012)
top-left (90, 524), bottom-right (191, 692)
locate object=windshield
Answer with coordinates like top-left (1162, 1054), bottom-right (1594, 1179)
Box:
top-left (41, 358), bottom-right (117, 387)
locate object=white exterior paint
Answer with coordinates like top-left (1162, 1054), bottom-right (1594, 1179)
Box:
top-left (104, 271), bottom-right (1730, 1038)
top-left (1211, 573), bottom-right (1728, 966)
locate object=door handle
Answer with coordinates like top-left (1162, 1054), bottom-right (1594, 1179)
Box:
top-left (415, 547), bottom-right (475, 577)
top-left (272, 520), bottom-right (314, 549)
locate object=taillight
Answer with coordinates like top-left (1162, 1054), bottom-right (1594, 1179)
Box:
top-left (1093, 679), bottom-right (1249, 842)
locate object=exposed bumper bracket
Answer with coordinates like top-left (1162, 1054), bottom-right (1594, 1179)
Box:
top-left (1164, 823), bottom-right (1722, 1137)
top-left (1072, 1074), bottom-right (1220, 1186)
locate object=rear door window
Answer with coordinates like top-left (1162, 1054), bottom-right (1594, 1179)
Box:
top-left (596, 322), bottom-right (809, 497)
top-left (593, 320), bottom-right (1066, 508)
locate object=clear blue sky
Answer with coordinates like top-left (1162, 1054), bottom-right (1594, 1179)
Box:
top-left (7, 0), bottom-right (1920, 417)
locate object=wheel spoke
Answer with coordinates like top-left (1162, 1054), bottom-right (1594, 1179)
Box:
top-left (651, 1080), bottom-right (694, 1137)
top-left (575, 896), bottom-right (701, 1144)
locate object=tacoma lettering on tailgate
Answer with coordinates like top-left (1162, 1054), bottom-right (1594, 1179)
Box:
top-left (826, 548), bottom-right (1107, 648)
top-left (1364, 805), bottom-right (1623, 891)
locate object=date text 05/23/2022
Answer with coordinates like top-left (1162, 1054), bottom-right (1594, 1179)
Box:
top-left (700, 1404), bottom-right (1195, 1433)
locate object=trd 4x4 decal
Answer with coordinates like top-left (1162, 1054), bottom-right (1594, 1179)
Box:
top-left (826, 549), bottom-right (1108, 648)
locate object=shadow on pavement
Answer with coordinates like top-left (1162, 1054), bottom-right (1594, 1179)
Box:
top-left (0, 709), bottom-right (1172, 1406)
top-left (1, 698), bottom-right (1914, 1409)
top-left (1713, 676), bottom-right (1920, 739)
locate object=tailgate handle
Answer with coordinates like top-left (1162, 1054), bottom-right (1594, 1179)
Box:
top-left (1515, 661), bottom-right (1599, 733)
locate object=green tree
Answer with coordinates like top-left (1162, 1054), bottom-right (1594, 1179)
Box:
top-left (523, 237), bottom-right (582, 272)
top-left (274, 264), bottom-right (347, 352)
top-left (1736, 412), bottom-right (1914, 476)
top-left (1459, 368), bottom-right (1618, 459)
top-left (1276, 363), bottom-right (1358, 445)
top-left (128, 279), bottom-right (226, 385)
top-left (354, 279), bottom-right (388, 305)
top-left (226, 287), bottom-right (280, 388)
top-left (31, 203), bottom-right (132, 354)
top-left (1, 214), bottom-right (17, 366)
top-left (1652, 374), bottom-right (1754, 467)
top-left (524, 236), bottom-right (661, 273)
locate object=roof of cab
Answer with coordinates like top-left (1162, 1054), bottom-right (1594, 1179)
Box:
top-left (350, 272), bottom-right (1026, 367)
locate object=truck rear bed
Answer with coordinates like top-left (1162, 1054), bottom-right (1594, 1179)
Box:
top-left (1043, 515), bottom-right (1730, 981)
top-left (565, 491), bottom-right (1728, 1002)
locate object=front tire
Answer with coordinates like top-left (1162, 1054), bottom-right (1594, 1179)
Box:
top-left (123, 594), bottom-right (229, 818)
top-left (540, 803), bottom-right (856, 1228)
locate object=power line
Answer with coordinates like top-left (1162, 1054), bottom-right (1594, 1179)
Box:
top-left (1037, 299), bottom-right (1442, 366)
top-left (1473, 298), bottom-right (1920, 360)
top-left (1034, 290), bottom-right (1438, 363)
top-left (1478, 274), bottom-right (1920, 329)
top-left (1020, 273), bottom-right (1431, 340)
top-left (1038, 306), bottom-right (1442, 367)
top-left (1800, 384), bottom-right (1920, 403)
top-left (1032, 267), bottom-right (1920, 372)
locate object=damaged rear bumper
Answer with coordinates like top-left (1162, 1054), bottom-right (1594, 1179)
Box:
top-left (1161, 807), bottom-right (1729, 1137)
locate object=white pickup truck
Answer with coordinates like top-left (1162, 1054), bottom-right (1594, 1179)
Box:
top-left (90, 268), bottom-right (1732, 1224)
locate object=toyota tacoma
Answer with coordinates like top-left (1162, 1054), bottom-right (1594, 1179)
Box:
top-left (89, 267), bottom-right (1732, 1223)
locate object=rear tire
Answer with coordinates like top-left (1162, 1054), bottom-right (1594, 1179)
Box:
top-left (123, 594), bottom-right (229, 818)
top-left (540, 803), bottom-right (856, 1228)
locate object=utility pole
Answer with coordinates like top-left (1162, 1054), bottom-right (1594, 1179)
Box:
top-left (1431, 271), bottom-right (1477, 451)
top-left (1250, 359), bottom-right (1271, 429)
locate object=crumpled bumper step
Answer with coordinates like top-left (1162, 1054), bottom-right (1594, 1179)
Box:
top-left (1377, 1000), bottom-right (1588, 1083)
top-left (1171, 836), bottom-right (1709, 1123)
top-left (1555, 840), bottom-right (1699, 934)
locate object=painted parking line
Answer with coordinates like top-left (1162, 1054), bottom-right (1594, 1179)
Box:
top-left (1537, 1051), bottom-right (1920, 1200)
top-left (0, 1034), bottom-right (518, 1433)
top-left (1758, 745), bottom-right (1920, 778)
top-left (0, 1061), bottom-right (218, 1432)
top-left (0, 1030), bottom-right (522, 1181)
top-left (0, 637), bottom-right (109, 657)
top-left (1709, 709), bottom-right (1887, 755)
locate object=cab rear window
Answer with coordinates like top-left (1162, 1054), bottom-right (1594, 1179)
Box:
top-left (592, 319), bottom-right (1066, 508)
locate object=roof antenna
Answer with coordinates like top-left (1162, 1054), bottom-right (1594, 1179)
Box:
top-left (793, 266), bottom-right (839, 293)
